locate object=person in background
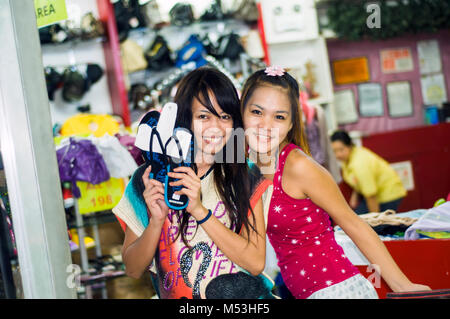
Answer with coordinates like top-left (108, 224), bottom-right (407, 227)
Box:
top-left (330, 130), bottom-right (407, 214)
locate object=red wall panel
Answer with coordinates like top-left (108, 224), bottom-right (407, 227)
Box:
top-left (340, 123), bottom-right (450, 211)
top-left (357, 239), bottom-right (450, 298)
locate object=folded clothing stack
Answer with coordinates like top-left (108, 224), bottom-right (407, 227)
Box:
top-left (404, 202), bottom-right (450, 240)
top-left (359, 210), bottom-right (418, 237)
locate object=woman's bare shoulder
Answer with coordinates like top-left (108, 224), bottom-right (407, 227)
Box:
top-left (285, 148), bottom-right (316, 173)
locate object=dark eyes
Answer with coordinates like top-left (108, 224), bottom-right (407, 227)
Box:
top-left (197, 114), bottom-right (231, 120)
top-left (250, 109), bottom-right (286, 120)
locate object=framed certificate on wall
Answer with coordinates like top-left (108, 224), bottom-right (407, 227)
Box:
top-left (387, 81), bottom-right (414, 117)
top-left (333, 89), bottom-right (358, 124)
top-left (332, 57), bottom-right (370, 85)
top-left (380, 47), bottom-right (414, 74)
top-left (358, 83), bottom-right (384, 117)
top-left (417, 39), bottom-right (442, 75)
top-left (420, 73), bottom-right (448, 105)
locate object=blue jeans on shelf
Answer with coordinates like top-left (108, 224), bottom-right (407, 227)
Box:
top-left (354, 197), bottom-right (404, 215)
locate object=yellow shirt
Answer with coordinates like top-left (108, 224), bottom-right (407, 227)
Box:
top-left (342, 146), bottom-right (406, 203)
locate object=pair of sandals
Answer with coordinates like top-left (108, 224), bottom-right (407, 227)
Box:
top-left (88, 255), bottom-right (122, 273)
top-left (135, 103), bottom-right (194, 210)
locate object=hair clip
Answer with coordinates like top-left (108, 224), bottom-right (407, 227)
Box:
top-left (264, 65), bottom-right (285, 76)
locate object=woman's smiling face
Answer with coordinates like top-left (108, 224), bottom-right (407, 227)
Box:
top-left (243, 85), bottom-right (293, 156)
top-left (191, 92), bottom-right (234, 158)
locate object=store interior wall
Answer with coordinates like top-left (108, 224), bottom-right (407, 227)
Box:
top-left (8, 0), bottom-right (446, 299)
top-left (327, 29), bottom-right (450, 134)
top-left (43, 0), bottom-right (112, 126)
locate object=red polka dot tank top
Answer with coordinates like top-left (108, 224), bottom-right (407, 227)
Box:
top-left (267, 143), bottom-right (360, 299)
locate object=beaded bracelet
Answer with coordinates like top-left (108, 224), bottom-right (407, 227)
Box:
top-left (197, 209), bottom-right (212, 225)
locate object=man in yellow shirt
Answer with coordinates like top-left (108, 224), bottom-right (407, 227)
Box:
top-left (331, 130), bottom-right (407, 214)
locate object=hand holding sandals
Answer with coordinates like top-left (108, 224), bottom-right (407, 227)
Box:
top-left (168, 166), bottom-right (209, 222)
top-left (143, 164), bottom-right (210, 224)
top-left (142, 165), bottom-right (169, 226)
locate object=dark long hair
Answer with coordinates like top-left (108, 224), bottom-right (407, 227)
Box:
top-left (240, 69), bottom-right (310, 155)
top-left (173, 66), bottom-right (256, 247)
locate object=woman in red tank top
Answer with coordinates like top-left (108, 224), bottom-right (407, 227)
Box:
top-left (240, 66), bottom-right (430, 299)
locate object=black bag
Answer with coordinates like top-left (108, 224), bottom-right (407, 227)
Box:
top-left (200, 0), bottom-right (224, 21)
top-left (215, 33), bottom-right (244, 60)
top-left (201, 34), bottom-right (219, 57)
top-left (145, 35), bottom-right (173, 71)
top-left (62, 64), bottom-right (104, 103)
top-left (114, 0), bottom-right (149, 42)
top-left (45, 67), bottom-right (63, 101)
top-left (62, 68), bottom-right (86, 103)
top-left (169, 3), bottom-right (195, 26)
top-left (39, 24), bottom-right (68, 44)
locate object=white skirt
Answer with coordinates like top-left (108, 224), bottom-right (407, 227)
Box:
top-left (307, 274), bottom-right (379, 299)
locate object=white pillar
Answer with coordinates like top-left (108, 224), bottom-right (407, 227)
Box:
top-left (0, 0), bottom-right (76, 298)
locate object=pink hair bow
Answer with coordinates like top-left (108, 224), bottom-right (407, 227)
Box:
top-left (264, 65), bottom-right (285, 76)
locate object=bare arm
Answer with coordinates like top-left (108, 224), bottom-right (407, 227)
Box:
top-left (349, 190), bottom-right (359, 209)
top-left (121, 165), bottom-right (169, 278)
top-left (283, 150), bottom-right (430, 292)
top-left (365, 195), bottom-right (380, 213)
top-left (121, 219), bottom-right (164, 279)
top-left (194, 199), bottom-right (266, 276)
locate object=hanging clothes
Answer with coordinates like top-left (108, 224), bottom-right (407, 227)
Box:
top-left (301, 91), bottom-right (325, 165)
top-left (305, 118), bottom-right (326, 166)
top-left (314, 105), bottom-right (341, 183)
top-left (300, 91), bottom-right (341, 182)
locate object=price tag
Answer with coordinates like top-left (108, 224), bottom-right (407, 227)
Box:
top-left (76, 178), bottom-right (125, 215)
top-left (34, 0), bottom-right (68, 28)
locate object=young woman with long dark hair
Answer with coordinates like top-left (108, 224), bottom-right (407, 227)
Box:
top-left (113, 67), bottom-right (274, 299)
top-left (240, 66), bottom-right (430, 299)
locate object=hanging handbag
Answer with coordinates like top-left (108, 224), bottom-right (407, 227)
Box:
top-left (145, 35), bottom-right (174, 71)
top-left (169, 3), bottom-right (195, 26)
top-left (80, 12), bottom-right (105, 40)
top-left (121, 39), bottom-right (148, 74)
top-left (215, 33), bottom-right (245, 60)
top-left (175, 35), bottom-right (207, 68)
top-left (231, 0), bottom-right (259, 23)
top-left (114, 0), bottom-right (149, 42)
top-left (56, 138), bottom-right (110, 198)
top-left (45, 67), bottom-right (63, 101)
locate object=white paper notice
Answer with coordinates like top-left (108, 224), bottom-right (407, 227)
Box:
top-left (417, 40), bottom-right (442, 75)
